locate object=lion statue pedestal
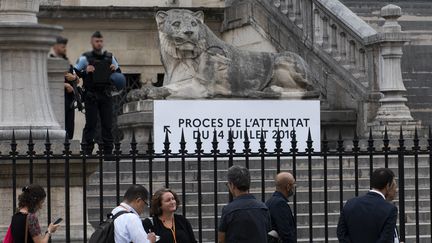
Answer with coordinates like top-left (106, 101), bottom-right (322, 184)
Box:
top-left (120, 9), bottom-right (319, 145)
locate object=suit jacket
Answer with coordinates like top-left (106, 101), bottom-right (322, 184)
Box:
top-left (266, 191), bottom-right (297, 243)
top-left (337, 191), bottom-right (398, 243)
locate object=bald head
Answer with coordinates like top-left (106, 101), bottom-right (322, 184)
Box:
top-left (275, 172), bottom-right (295, 197)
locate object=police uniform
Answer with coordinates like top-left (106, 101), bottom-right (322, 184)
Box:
top-left (74, 50), bottom-right (119, 154)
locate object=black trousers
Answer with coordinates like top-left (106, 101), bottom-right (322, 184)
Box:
top-left (65, 91), bottom-right (75, 140)
top-left (82, 89), bottom-right (113, 154)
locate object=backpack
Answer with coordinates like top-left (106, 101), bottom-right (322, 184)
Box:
top-left (89, 211), bottom-right (131, 243)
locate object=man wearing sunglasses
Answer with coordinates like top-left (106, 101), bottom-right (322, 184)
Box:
top-left (111, 184), bottom-right (156, 243)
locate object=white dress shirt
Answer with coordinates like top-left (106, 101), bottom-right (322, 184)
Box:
top-left (112, 202), bottom-right (150, 243)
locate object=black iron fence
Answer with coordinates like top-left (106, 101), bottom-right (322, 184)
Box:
top-left (0, 127), bottom-right (431, 242)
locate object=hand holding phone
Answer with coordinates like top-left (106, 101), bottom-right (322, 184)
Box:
top-left (53, 218), bottom-right (63, 225)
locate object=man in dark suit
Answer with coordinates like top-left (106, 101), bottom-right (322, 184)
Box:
top-left (266, 172), bottom-right (297, 243)
top-left (337, 168), bottom-right (398, 243)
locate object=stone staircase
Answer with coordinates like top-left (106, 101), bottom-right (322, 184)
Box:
top-left (87, 154), bottom-right (432, 242)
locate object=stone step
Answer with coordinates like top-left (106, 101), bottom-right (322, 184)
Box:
top-left (87, 186), bottom-right (432, 204)
top-left (87, 197), bottom-right (432, 221)
top-left (95, 156), bottom-right (431, 172)
top-left (88, 176), bottom-right (432, 192)
top-left (89, 166), bottom-right (431, 185)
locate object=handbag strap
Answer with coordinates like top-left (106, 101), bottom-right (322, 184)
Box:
top-left (24, 214), bottom-right (29, 243)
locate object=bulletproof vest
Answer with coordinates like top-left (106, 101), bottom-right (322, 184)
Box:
top-left (83, 51), bottom-right (113, 88)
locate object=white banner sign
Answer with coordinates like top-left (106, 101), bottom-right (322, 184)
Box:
top-left (153, 100), bottom-right (321, 153)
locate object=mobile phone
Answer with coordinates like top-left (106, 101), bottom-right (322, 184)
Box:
top-left (53, 218), bottom-right (63, 225)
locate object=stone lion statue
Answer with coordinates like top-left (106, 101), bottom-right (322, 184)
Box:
top-left (152, 9), bottom-right (315, 99)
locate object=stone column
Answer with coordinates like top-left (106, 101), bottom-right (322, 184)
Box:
top-left (368, 4), bottom-right (421, 138)
top-left (0, 0), bottom-right (65, 140)
top-left (48, 58), bottom-right (69, 129)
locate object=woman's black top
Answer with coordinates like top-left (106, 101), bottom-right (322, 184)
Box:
top-left (10, 212), bottom-right (35, 243)
top-left (143, 214), bottom-right (197, 243)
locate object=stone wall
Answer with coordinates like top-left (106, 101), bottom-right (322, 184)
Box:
top-left (341, 0), bottom-right (432, 127)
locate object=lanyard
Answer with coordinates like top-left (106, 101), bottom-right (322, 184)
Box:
top-left (169, 218), bottom-right (177, 243)
top-left (163, 217), bottom-right (177, 243)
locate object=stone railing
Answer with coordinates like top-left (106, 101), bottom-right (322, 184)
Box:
top-left (223, 0), bottom-right (380, 100)
top-left (224, 0), bottom-right (419, 137)
top-left (271, 0), bottom-right (378, 89)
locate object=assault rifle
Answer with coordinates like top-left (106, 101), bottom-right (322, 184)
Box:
top-left (68, 66), bottom-right (84, 112)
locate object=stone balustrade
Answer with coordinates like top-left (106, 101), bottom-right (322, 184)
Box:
top-left (271, 0), bottom-right (377, 85)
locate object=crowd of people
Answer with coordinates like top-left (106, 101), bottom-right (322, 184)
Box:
top-left (5, 166), bottom-right (400, 243)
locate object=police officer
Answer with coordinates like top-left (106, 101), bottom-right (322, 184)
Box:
top-left (50, 36), bottom-right (79, 140)
top-left (74, 31), bottom-right (120, 155)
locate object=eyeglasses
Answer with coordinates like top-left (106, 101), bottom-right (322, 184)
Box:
top-left (138, 198), bottom-right (150, 208)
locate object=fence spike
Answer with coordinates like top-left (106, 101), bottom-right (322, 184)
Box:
top-left (383, 126), bottom-right (389, 152)
top-left (398, 126), bottom-right (405, 151)
top-left (195, 129), bottom-right (203, 153)
top-left (243, 129), bottom-right (251, 153)
top-left (227, 129), bottom-right (235, 153)
top-left (180, 129), bottom-right (187, 154)
top-left (28, 128), bottom-right (33, 144)
top-left (27, 129), bottom-right (34, 155)
top-left (399, 126), bottom-right (404, 140)
top-left (244, 129), bottom-right (250, 144)
top-left (352, 129), bottom-right (359, 153)
top-left (368, 127), bottom-right (375, 152)
top-left (274, 128), bottom-right (282, 153)
top-left (306, 128), bottom-right (313, 152)
top-left (10, 129), bottom-right (17, 155)
top-left (128, 130), bottom-right (137, 154)
top-left (114, 134), bottom-right (121, 156)
top-left (413, 127), bottom-right (419, 150)
top-left (163, 129), bottom-right (171, 154)
top-left (259, 128), bottom-right (267, 153)
top-left (45, 129), bottom-right (51, 143)
top-left (384, 126), bottom-right (389, 140)
top-left (290, 129), bottom-right (298, 153)
top-left (211, 129), bottom-right (219, 154)
top-left (45, 129), bottom-right (52, 151)
top-left (337, 130), bottom-right (344, 152)
top-left (146, 131), bottom-right (154, 155)
top-left (44, 129), bottom-right (52, 156)
top-left (131, 129), bottom-right (137, 145)
top-left (11, 129), bottom-right (16, 145)
top-left (148, 130), bottom-right (153, 144)
top-left (306, 128), bottom-right (314, 153)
